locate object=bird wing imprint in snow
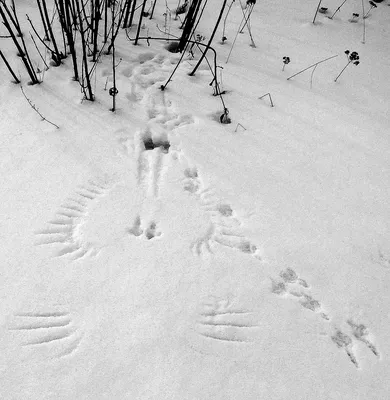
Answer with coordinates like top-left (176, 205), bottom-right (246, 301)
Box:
top-left (8, 308), bottom-right (83, 359)
top-left (34, 178), bottom-right (110, 261)
top-left (192, 297), bottom-right (260, 345)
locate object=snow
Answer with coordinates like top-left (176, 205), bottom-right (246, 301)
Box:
top-left (1, 0), bottom-right (390, 398)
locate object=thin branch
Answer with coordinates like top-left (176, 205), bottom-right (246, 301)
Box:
top-left (30, 32), bottom-right (50, 70)
top-left (0, 49), bottom-right (20, 82)
top-left (287, 54), bottom-right (338, 80)
top-left (26, 14), bottom-right (56, 55)
top-left (20, 85), bottom-right (59, 128)
top-left (361, 0), bottom-right (366, 44)
top-left (313, 0), bottom-right (323, 24)
top-left (259, 92), bottom-right (274, 107)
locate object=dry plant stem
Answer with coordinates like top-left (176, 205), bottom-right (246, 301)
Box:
top-left (111, 1), bottom-right (117, 111)
top-left (238, 1), bottom-right (254, 33)
top-left (0, 2), bottom-right (38, 83)
top-left (222, 0), bottom-right (235, 41)
top-left (259, 93), bottom-right (274, 107)
top-left (122, 0), bottom-right (132, 27)
top-left (162, 39), bottom-right (192, 89)
top-left (313, 0), bottom-right (323, 23)
top-left (226, 7), bottom-right (248, 63)
top-left (134, 0), bottom-right (147, 45)
top-left (9, 0), bottom-right (23, 37)
top-left (168, 0), bottom-right (206, 78)
top-left (149, 0), bottom-right (157, 19)
top-left (62, 0), bottom-right (79, 80)
top-left (310, 63), bottom-right (317, 88)
top-left (9, 7), bottom-right (38, 75)
top-left (91, 0), bottom-right (101, 61)
top-left (107, 2), bottom-right (127, 53)
top-left (36, 0), bottom-right (50, 40)
top-left (177, 0), bottom-right (202, 52)
top-left (0, 49), bottom-right (20, 82)
top-left (104, 0), bottom-right (109, 40)
top-left (185, 0), bottom-right (208, 54)
top-left (2, 0), bottom-right (20, 35)
top-left (189, 0), bottom-right (227, 75)
top-left (128, 0), bottom-right (138, 28)
top-left (74, 0), bottom-right (94, 100)
top-left (27, 15), bottom-right (56, 56)
top-left (30, 33), bottom-right (50, 70)
top-left (361, 0), bottom-right (366, 43)
top-left (54, 0), bottom-right (67, 53)
top-left (287, 54), bottom-right (338, 80)
top-left (329, 0), bottom-right (348, 19)
top-left (41, 0), bottom-right (61, 60)
top-left (238, 0), bottom-right (256, 46)
top-left (235, 123), bottom-right (246, 132)
top-left (334, 61), bottom-right (351, 82)
top-left (20, 85), bottom-right (59, 128)
top-left (70, 0), bottom-right (78, 28)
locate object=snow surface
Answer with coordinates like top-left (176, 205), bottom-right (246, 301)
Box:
top-left (1, 0), bottom-right (390, 398)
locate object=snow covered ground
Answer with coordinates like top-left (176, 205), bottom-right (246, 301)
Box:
top-left (1, 0), bottom-right (390, 398)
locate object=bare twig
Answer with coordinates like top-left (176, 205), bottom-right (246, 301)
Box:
top-left (226, 5), bottom-right (247, 63)
top-left (310, 63), bottom-right (317, 88)
top-left (30, 32), bottom-right (50, 70)
top-left (234, 123), bottom-right (246, 132)
top-left (259, 92), bottom-right (274, 107)
top-left (0, 49), bottom-right (20, 82)
top-left (20, 85), bottom-right (59, 129)
top-left (287, 54), bottom-right (338, 80)
top-left (328, 0), bottom-right (348, 19)
top-left (313, 0), bottom-right (323, 23)
top-left (361, 0), bottom-right (366, 43)
top-left (221, 0), bottom-right (235, 43)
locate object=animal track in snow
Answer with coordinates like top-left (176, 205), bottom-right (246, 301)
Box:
top-left (331, 330), bottom-right (359, 368)
top-left (271, 268), bottom-right (381, 369)
top-left (143, 136), bottom-right (171, 153)
top-left (8, 308), bottom-right (83, 358)
top-left (144, 221), bottom-right (161, 240)
top-left (35, 178), bottom-right (110, 260)
top-left (271, 267), bottom-right (328, 320)
top-left (191, 223), bottom-right (215, 256)
top-left (128, 215), bottom-right (143, 237)
top-left (124, 52), bottom-right (172, 101)
top-left (123, 51), bottom-right (194, 132)
top-left (347, 320), bottom-right (380, 357)
top-left (194, 297), bottom-right (259, 343)
top-left (183, 167), bottom-right (262, 259)
top-left (135, 52), bottom-right (155, 64)
top-left (330, 321), bottom-right (380, 369)
top-left (128, 215), bottom-right (161, 240)
top-left (376, 249), bottom-right (390, 269)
